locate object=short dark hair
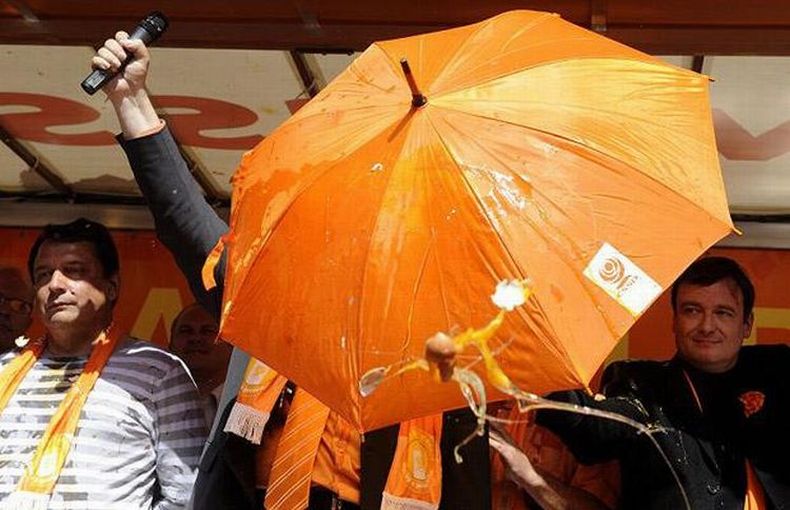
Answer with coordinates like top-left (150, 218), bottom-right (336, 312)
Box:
top-left (28, 218), bottom-right (119, 279)
top-left (671, 256), bottom-right (754, 317)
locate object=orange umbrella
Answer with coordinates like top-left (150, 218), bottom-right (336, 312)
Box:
top-left (211, 10), bottom-right (733, 432)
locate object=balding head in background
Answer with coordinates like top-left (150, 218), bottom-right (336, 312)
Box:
top-left (0, 266), bottom-right (34, 351)
top-left (170, 303), bottom-right (232, 395)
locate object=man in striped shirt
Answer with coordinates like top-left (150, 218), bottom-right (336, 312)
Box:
top-left (0, 219), bottom-right (207, 509)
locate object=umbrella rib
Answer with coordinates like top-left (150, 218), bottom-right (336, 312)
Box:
top-left (431, 109), bottom-right (688, 384)
top-left (433, 59), bottom-right (713, 152)
top-left (421, 156), bottom-right (463, 332)
top-left (283, 50), bottom-right (410, 127)
top-left (429, 5), bottom-right (677, 99)
top-left (433, 39), bottom-right (595, 97)
top-left (423, 112), bottom-right (524, 281)
top-left (402, 233), bottom-right (435, 357)
top-left (284, 101), bottom-right (404, 129)
top-left (234, 119), bottom-right (410, 400)
top-left (588, 88), bottom-right (712, 133)
top-left (356, 131), bottom-right (414, 365)
top-left (421, 110), bottom-right (586, 381)
top-left (431, 11), bottom-right (558, 95)
top-left (430, 103), bottom-right (730, 229)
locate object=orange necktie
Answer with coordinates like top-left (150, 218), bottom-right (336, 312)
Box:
top-left (264, 388), bottom-right (331, 510)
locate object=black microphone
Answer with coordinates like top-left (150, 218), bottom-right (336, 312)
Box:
top-left (80, 11), bottom-right (169, 95)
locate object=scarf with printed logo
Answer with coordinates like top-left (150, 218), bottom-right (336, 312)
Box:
top-left (0, 328), bottom-right (121, 509)
top-left (226, 358), bottom-right (443, 509)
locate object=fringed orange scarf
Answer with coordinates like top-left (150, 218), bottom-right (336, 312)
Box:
top-left (227, 358), bottom-right (444, 508)
top-left (224, 358), bottom-right (288, 443)
top-left (0, 328), bottom-right (121, 509)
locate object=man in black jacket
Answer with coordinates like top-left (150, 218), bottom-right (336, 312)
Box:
top-left (539, 256), bottom-right (790, 509)
top-left (92, 31), bottom-right (490, 510)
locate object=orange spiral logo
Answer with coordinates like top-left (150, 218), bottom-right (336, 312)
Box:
top-left (739, 391), bottom-right (765, 418)
top-left (599, 257), bottom-right (625, 283)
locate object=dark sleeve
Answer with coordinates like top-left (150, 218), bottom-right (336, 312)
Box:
top-left (118, 127), bottom-right (227, 319)
top-left (535, 363), bottom-right (652, 464)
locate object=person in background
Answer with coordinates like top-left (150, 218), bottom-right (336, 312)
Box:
top-left (170, 302), bottom-right (232, 428)
top-left (0, 265), bottom-right (33, 352)
top-left (0, 218), bottom-right (206, 509)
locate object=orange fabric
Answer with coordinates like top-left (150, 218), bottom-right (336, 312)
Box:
top-left (0, 338), bottom-right (45, 410)
top-left (264, 388), bottom-right (331, 510)
top-left (312, 411), bottom-right (361, 503)
top-left (229, 356), bottom-right (359, 501)
top-left (4, 329), bottom-right (121, 497)
top-left (254, 423), bottom-right (283, 489)
top-left (201, 234), bottom-right (226, 291)
top-left (236, 358), bottom-right (288, 411)
top-left (216, 9), bottom-right (733, 432)
top-left (490, 405), bottom-right (619, 509)
top-left (224, 359), bottom-right (288, 444)
top-left (254, 406), bottom-right (361, 501)
top-left (381, 415), bottom-right (443, 510)
top-left (228, 356), bottom-right (360, 502)
top-left (743, 460), bottom-right (766, 510)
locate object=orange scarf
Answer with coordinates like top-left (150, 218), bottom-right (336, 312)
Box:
top-left (381, 414), bottom-right (443, 510)
top-left (224, 358), bottom-right (288, 443)
top-left (228, 358), bottom-right (445, 508)
top-left (0, 328), bottom-right (121, 509)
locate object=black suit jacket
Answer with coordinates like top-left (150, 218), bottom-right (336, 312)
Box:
top-left (192, 397), bottom-right (258, 510)
top-left (120, 127), bottom-right (491, 510)
top-left (538, 345), bottom-right (790, 510)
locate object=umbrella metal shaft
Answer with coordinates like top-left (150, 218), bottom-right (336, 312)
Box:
top-left (400, 58), bottom-right (427, 107)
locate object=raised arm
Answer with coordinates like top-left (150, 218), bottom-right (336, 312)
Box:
top-left (93, 32), bottom-right (227, 318)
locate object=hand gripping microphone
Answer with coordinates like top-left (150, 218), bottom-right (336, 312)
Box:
top-left (80, 11), bottom-right (169, 95)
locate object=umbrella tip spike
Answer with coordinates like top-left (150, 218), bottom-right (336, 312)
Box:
top-left (399, 58), bottom-right (427, 108)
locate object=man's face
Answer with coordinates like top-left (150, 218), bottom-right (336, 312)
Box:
top-left (32, 241), bottom-right (117, 334)
top-left (673, 278), bottom-right (753, 373)
top-left (0, 270), bottom-right (33, 348)
top-left (170, 305), bottom-right (231, 379)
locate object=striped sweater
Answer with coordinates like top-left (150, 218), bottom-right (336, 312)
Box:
top-left (0, 338), bottom-right (207, 509)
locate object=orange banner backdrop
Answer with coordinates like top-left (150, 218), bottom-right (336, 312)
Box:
top-left (0, 227), bottom-right (192, 346)
top-left (2, 227), bottom-right (789, 363)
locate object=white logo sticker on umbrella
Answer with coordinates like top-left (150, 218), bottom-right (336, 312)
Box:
top-left (584, 243), bottom-right (662, 316)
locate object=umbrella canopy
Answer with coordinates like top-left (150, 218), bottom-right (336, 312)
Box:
top-left (213, 10), bottom-right (734, 432)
